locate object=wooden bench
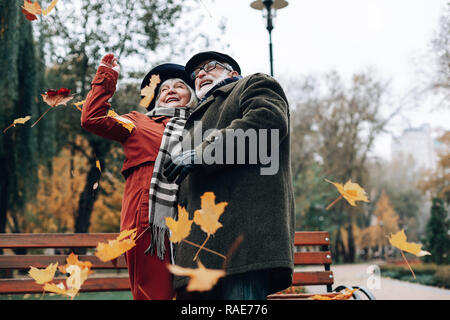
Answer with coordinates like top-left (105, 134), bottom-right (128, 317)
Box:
top-left (0, 231), bottom-right (375, 299)
top-left (267, 231), bottom-right (376, 300)
top-left (0, 233), bottom-right (130, 294)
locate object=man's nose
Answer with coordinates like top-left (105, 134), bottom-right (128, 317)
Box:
top-left (197, 68), bottom-right (207, 79)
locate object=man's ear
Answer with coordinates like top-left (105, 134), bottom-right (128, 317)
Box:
top-left (230, 70), bottom-right (239, 77)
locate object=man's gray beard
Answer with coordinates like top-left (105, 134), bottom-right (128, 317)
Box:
top-left (195, 70), bottom-right (230, 100)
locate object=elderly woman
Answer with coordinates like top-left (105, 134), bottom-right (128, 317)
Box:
top-left (81, 53), bottom-right (196, 300)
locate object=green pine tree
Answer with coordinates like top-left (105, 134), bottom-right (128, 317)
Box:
top-left (424, 198), bottom-right (450, 264)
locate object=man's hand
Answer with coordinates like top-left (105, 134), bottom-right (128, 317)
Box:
top-left (163, 150), bottom-right (201, 185)
top-left (99, 53), bottom-right (120, 74)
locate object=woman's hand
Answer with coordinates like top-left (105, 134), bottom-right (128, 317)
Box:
top-left (99, 53), bottom-right (120, 74)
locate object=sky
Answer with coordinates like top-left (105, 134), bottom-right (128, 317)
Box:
top-left (191, 0), bottom-right (449, 160)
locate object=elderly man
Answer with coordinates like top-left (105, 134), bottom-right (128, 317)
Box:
top-left (164, 51), bottom-right (295, 300)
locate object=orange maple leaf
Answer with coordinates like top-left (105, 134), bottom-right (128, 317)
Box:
top-left (58, 253), bottom-right (93, 275)
top-left (21, 0), bottom-right (41, 21)
top-left (325, 179), bottom-right (369, 210)
top-left (165, 205), bottom-right (193, 244)
top-left (44, 282), bottom-right (79, 299)
top-left (95, 228), bottom-right (137, 262)
top-left (28, 262), bottom-right (58, 284)
top-left (194, 192), bottom-right (228, 236)
top-left (139, 74), bottom-right (161, 108)
top-left (311, 288), bottom-right (359, 300)
top-left (167, 260), bottom-right (225, 292)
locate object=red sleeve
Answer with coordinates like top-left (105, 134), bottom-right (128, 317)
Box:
top-left (80, 66), bottom-right (132, 143)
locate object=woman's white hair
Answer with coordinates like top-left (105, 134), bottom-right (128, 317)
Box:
top-left (154, 78), bottom-right (198, 109)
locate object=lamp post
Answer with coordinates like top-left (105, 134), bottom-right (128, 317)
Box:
top-left (250, 0), bottom-right (288, 76)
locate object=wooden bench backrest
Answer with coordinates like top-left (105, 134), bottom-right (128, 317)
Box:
top-left (0, 231), bottom-right (334, 294)
top-left (0, 233), bottom-right (130, 294)
top-left (292, 231), bottom-right (333, 292)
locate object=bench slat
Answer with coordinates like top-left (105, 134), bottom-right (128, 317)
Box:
top-left (292, 271), bottom-right (333, 286)
top-left (294, 251), bottom-right (332, 265)
top-left (0, 276), bottom-right (130, 294)
top-left (0, 233), bottom-right (120, 249)
top-left (294, 232), bottom-right (330, 246)
top-left (0, 255), bottom-right (127, 270)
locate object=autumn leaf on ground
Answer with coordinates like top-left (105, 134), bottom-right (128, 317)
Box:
top-left (139, 74), bottom-right (161, 108)
top-left (311, 288), bottom-right (359, 300)
top-left (31, 88), bottom-right (75, 127)
top-left (28, 262), bottom-right (58, 284)
top-left (21, 0), bottom-right (41, 21)
top-left (95, 228), bottom-right (137, 262)
top-left (42, 0), bottom-right (59, 15)
top-left (167, 260), bottom-right (225, 292)
top-left (3, 115), bottom-right (31, 133)
top-left (165, 205), bottom-right (193, 243)
top-left (44, 282), bottom-right (78, 299)
top-left (325, 179), bottom-right (369, 210)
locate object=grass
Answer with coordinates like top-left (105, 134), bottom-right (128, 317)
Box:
top-left (379, 262), bottom-right (450, 289)
top-left (0, 291), bottom-right (133, 300)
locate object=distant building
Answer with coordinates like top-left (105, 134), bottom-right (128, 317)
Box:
top-left (391, 124), bottom-right (439, 171)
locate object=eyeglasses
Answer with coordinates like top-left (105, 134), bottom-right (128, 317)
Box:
top-left (190, 60), bottom-right (232, 80)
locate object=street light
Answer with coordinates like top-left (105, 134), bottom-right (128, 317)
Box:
top-left (250, 0), bottom-right (288, 76)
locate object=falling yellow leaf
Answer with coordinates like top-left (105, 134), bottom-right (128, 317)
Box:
top-left (107, 109), bottom-right (135, 133)
top-left (95, 228), bottom-right (137, 262)
top-left (28, 262), bottom-right (58, 284)
top-left (165, 205), bottom-right (194, 244)
top-left (73, 99), bottom-right (85, 111)
top-left (42, 0), bottom-right (58, 15)
top-left (311, 288), bottom-right (359, 300)
top-left (96, 159), bottom-right (101, 172)
top-left (193, 192), bottom-right (228, 236)
top-left (3, 115), bottom-right (31, 133)
top-left (389, 229), bottom-right (431, 257)
top-left (167, 260), bottom-right (225, 292)
top-left (58, 253), bottom-right (93, 275)
top-left (325, 179), bottom-right (369, 209)
top-left (139, 74), bottom-right (161, 108)
top-left (44, 282), bottom-right (78, 299)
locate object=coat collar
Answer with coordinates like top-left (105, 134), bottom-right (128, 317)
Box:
top-left (190, 76), bottom-right (242, 117)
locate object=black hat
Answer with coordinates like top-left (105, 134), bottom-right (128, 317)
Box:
top-left (140, 63), bottom-right (194, 110)
top-left (185, 51), bottom-right (241, 77)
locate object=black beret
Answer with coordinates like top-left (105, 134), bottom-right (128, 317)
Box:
top-left (185, 51), bottom-right (241, 77)
top-left (140, 63), bottom-right (194, 111)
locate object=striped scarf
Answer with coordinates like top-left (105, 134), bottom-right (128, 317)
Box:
top-left (144, 106), bottom-right (191, 260)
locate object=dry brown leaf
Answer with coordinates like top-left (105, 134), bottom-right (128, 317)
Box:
top-left (3, 115), bottom-right (31, 133)
top-left (165, 205), bottom-right (193, 244)
top-left (139, 74), bottom-right (161, 108)
top-left (28, 262), bottom-right (58, 284)
top-left (95, 228), bottom-right (137, 262)
top-left (167, 260), bottom-right (225, 292)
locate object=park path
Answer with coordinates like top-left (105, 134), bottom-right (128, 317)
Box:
top-left (298, 262), bottom-right (450, 300)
